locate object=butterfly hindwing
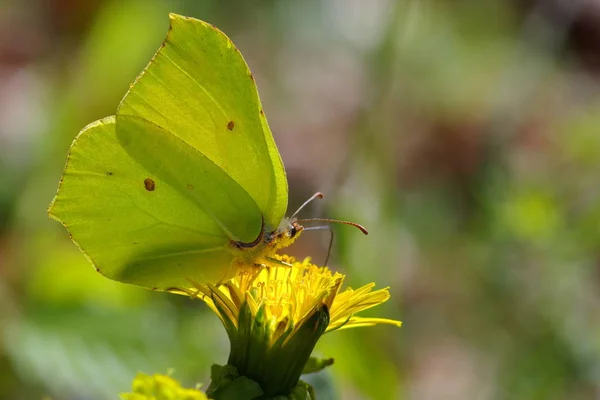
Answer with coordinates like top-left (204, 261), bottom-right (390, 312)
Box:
top-left (49, 116), bottom-right (251, 290)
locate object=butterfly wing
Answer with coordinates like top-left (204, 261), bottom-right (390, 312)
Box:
top-left (117, 14), bottom-right (288, 232)
top-left (49, 116), bottom-right (263, 290)
top-left (50, 15), bottom-right (290, 290)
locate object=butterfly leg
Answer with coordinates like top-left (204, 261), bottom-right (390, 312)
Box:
top-left (264, 257), bottom-right (293, 268)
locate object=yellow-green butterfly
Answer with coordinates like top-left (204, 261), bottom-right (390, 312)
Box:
top-left (49, 14), bottom-right (366, 292)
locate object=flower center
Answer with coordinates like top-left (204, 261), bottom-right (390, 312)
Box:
top-left (241, 263), bottom-right (336, 331)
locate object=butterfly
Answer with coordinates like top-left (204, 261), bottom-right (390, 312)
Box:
top-left (48, 14), bottom-right (366, 292)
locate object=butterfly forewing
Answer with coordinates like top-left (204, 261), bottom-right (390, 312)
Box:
top-left (117, 14), bottom-right (288, 231)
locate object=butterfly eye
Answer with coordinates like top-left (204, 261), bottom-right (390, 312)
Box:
top-left (289, 221), bottom-right (303, 238)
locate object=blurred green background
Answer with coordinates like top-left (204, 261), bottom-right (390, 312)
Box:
top-left (3, 0), bottom-right (600, 398)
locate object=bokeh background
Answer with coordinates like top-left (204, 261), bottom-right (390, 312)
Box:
top-left (3, 0), bottom-right (600, 399)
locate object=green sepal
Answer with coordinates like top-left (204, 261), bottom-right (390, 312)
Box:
top-left (287, 380), bottom-right (316, 400)
top-left (302, 356), bottom-right (334, 375)
top-left (212, 305), bottom-right (329, 398)
top-left (207, 364), bottom-right (264, 400)
top-left (206, 364), bottom-right (316, 400)
top-left (262, 305), bottom-right (329, 395)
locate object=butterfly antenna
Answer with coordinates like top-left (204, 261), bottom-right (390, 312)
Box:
top-left (290, 192), bottom-right (324, 220)
top-left (296, 218), bottom-right (369, 235)
top-left (303, 225), bottom-right (334, 265)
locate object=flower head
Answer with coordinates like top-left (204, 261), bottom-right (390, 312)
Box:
top-left (178, 255), bottom-right (401, 398)
top-left (192, 255), bottom-right (400, 337)
top-left (120, 372), bottom-right (207, 400)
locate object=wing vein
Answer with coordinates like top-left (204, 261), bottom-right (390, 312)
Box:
top-left (135, 246), bottom-right (226, 262)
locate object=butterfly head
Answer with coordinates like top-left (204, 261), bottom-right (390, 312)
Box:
top-left (269, 218), bottom-right (304, 251)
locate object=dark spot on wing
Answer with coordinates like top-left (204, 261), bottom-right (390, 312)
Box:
top-left (249, 72), bottom-right (254, 81)
top-left (187, 184), bottom-right (194, 190)
top-left (259, 109), bottom-right (264, 116)
top-left (227, 121), bottom-right (235, 130)
top-left (106, 171), bottom-right (113, 176)
top-left (144, 178), bottom-right (156, 191)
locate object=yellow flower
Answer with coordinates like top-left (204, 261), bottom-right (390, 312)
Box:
top-left (176, 255), bottom-right (401, 398)
top-left (186, 255), bottom-right (400, 341)
top-left (120, 372), bottom-right (206, 400)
